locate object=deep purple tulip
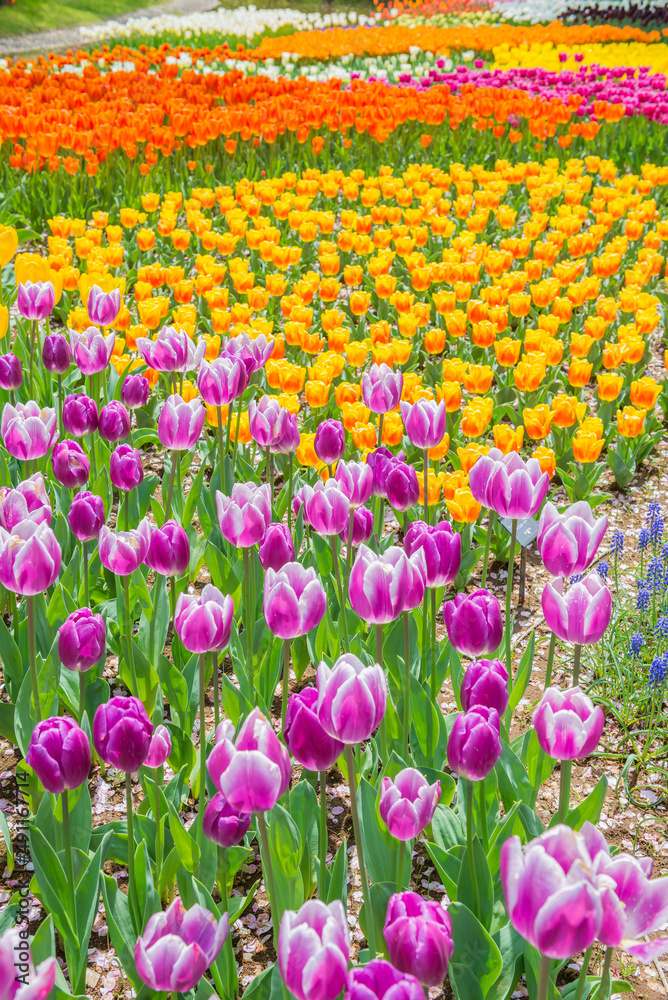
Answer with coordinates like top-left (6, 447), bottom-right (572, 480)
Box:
top-left (1, 401), bottom-right (58, 461)
top-left (537, 501), bottom-right (608, 578)
top-left (314, 419), bottom-right (346, 466)
top-left (134, 898), bottom-right (228, 993)
top-left (42, 333), bottom-right (72, 374)
top-left (175, 584), bottom-right (233, 654)
top-left (26, 716), bottom-right (90, 793)
top-left (469, 448), bottom-right (549, 519)
top-left (248, 395), bottom-right (292, 452)
top-left (136, 325), bottom-right (205, 372)
top-left (68, 490), bottom-right (105, 541)
top-left (158, 394), bottom-right (204, 450)
top-left (203, 790), bottom-right (252, 848)
top-left (344, 958), bottom-right (423, 1000)
top-left (145, 724), bottom-right (172, 768)
top-left (279, 900), bottom-right (349, 1000)
top-left (51, 439), bottom-right (89, 489)
top-left (386, 462), bottom-right (419, 512)
top-left (264, 562), bottom-right (326, 639)
top-left (121, 372), bottom-right (150, 410)
top-left (460, 658), bottom-right (509, 715)
top-left (93, 695), bottom-right (153, 772)
top-left (0, 521), bottom-right (61, 595)
top-left (69, 325), bottom-right (115, 376)
top-left (87, 285), bottom-right (121, 327)
top-left (443, 589), bottom-right (503, 658)
top-left (533, 686), bottom-right (605, 760)
top-left (98, 518), bottom-right (151, 576)
top-left (110, 443), bottom-right (144, 492)
top-left (216, 482), bottom-right (271, 547)
top-left (207, 707), bottom-right (291, 813)
top-left (541, 573), bottom-right (612, 645)
top-left (366, 446), bottom-right (397, 498)
top-left (284, 687), bottom-right (344, 772)
top-left (400, 398), bottom-right (446, 450)
top-left (384, 893), bottom-right (454, 987)
top-left (17, 280), bottom-right (55, 321)
top-left (447, 707), bottom-right (502, 781)
top-left (404, 520), bottom-right (462, 588)
top-left (379, 768), bottom-right (440, 841)
top-left (361, 363), bottom-right (403, 414)
top-left (98, 400), bottom-right (131, 443)
top-left (349, 544), bottom-right (409, 624)
top-left (58, 608), bottom-right (106, 672)
top-left (0, 353), bottom-right (22, 390)
top-left (305, 480), bottom-right (350, 536)
top-left (335, 460), bottom-right (374, 509)
top-left (198, 356), bottom-right (248, 406)
top-left (145, 519), bottom-right (190, 577)
top-left (222, 332), bottom-right (274, 374)
top-left (0, 927), bottom-right (57, 1000)
top-left (317, 653), bottom-right (387, 744)
top-left (338, 506), bottom-right (374, 547)
top-left (258, 522), bottom-right (295, 572)
top-left (501, 825), bottom-right (603, 959)
top-left (63, 393), bottom-right (98, 437)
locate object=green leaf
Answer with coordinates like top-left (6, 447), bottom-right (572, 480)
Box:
top-left (359, 880), bottom-right (394, 955)
top-left (101, 874), bottom-right (142, 989)
top-left (220, 673), bottom-right (252, 727)
top-left (0, 804), bottom-right (14, 873)
top-left (525, 730), bottom-right (554, 804)
top-left (359, 777), bottom-right (400, 885)
top-left (424, 841), bottom-right (460, 898)
top-left (28, 826), bottom-right (76, 948)
top-left (431, 804), bottom-right (464, 851)
top-left (167, 801), bottom-right (200, 872)
top-left (326, 838), bottom-right (348, 910)
top-left (267, 805), bottom-right (304, 913)
top-left (0, 613), bottom-right (23, 699)
top-left (560, 775), bottom-right (608, 832)
top-left (508, 630), bottom-right (534, 711)
top-left (495, 741), bottom-right (534, 811)
top-left (607, 449), bottom-right (635, 489)
top-left (0, 702), bottom-right (15, 743)
top-left (134, 839), bottom-right (160, 927)
top-left (291, 634), bottom-right (311, 684)
top-left (71, 833), bottom-right (110, 992)
top-left (457, 838), bottom-right (494, 930)
top-left (448, 902), bottom-right (502, 998)
top-left (182, 461), bottom-right (207, 529)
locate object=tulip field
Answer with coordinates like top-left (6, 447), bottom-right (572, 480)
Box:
top-left (1, 1), bottom-right (668, 999)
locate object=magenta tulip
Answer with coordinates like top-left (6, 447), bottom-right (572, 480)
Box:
top-left (17, 280), bottom-right (55, 321)
top-left (443, 589), bottom-right (503, 658)
top-left (222, 332), bottom-right (274, 374)
top-left (469, 448), bottom-right (549, 519)
top-left (344, 959), bottom-right (423, 1000)
top-left (335, 460), bottom-right (374, 508)
top-left (279, 900), bottom-right (349, 1000)
top-left (541, 573), bottom-right (612, 645)
top-left (0, 482), bottom-right (51, 531)
top-left (400, 398), bottom-right (446, 450)
top-left (135, 325), bottom-right (205, 372)
top-left (447, 707), bottom-right (501, 781)
top-left (533, 686), bottom-right (604, 760)
top-left (207, 707), bottom-right (291, 814)
top-left (259, 522), bottom-right (295, 571)
top-left (385, 462), bottom-right (419, 512)
top-left (361, 363), bottom-right (403, 414)
top-left (110, 444), bottom-right (144, 492)
top-left (26, 716), bottom-right (91, 793)
top-left (51, 440), bottom-right (89, 489)
top-left (145, 724), bottom-right (172, 768)
top-left (384, 893), bottom-right (454, 987)
top-left (404, 520), bottom-right (461, 588)
top-left (460, 658), bottom-right (509, 715)
top-left (284, 688), bottom-right (344, 772)
top-left (158, 394), bottom-right (205, 450)
top-left (1, 401), bottom-right (58, 461)
top-left (175, 584), bottom-right (233, 654)
top-left (87, 285), bottom-right (121, 327)
top-left (305, 480), bottom-right (350, 536)
top-left (98, 401), bottom-right (131, 443)
top-left (0, 521), bottom-right (61, 595)
top-left (314, 419), bottom-right (346, 466)
top-left (349, 544), bottom-right (409, 624)
top-left (134, 898), bottom-right (228, 993)
top-left (58, 608), bottom-right (106, 672)
top-left (68, 490), bottom-right (105, 541)
top-left (145, 519), bottom-right (190, 577)
top-left (0, 354), bottom-right (22, 391)
top-left (379, 769), bottom-right (440, 841)
top-left (264, 562), bottom-right (326, 639)
top-left (216, 482), bottom-right (272, 547)
top-left (198, 355), bottom-right (248, 406)
top-left (98, 519), bottom-right (151, 576)
top-left (69, 325), bottom-right (115, 376)
top-left (537, 501), bottom-right (608, 578)
top-left (93, 695), bottom-right (153, 772)
top-left (203, 790), bottom-right (252, 848)
top-left (121, 372), bottom-right (150, 410)
top-left (317, 653), bottom-right (386, 744)
top-left (338, 506), bottom-right (374, 547)
top-left (63, 393), bottom-right (98, 437)
top-left (42, 333), bottom-right (72, 374)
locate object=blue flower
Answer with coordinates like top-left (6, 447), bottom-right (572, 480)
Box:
top-left (649, 655), bottom-right (667, 690)
top-left (646, 557), bottom-right (664, 593)
top-left (569, 573), bottom-right (584, 585)
top-left (630, 633), bottom-right (644, 658)
top-left (637, 589), bottom-right (650, 612)
top-left (610, 530), bottom-right (624, 556)
top-left (647, 500), bottom-right (662, 524)
top-left (597, 561), bottom-right (609, 581)
top-left (638, 528), bottom-right (650, 552)
top-left (650, 517), bottom-right (664, 545)
top-left (655, 616), bottom-right (668, 639)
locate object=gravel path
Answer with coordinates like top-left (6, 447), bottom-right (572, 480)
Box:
top-left (0, 0), bottom-right (218, 56)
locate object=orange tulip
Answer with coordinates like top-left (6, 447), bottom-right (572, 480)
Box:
top-left (514, 361), bottom-right (544, 392)
top-left (494, 337), bottom-right (521, 367)
top-left (567, 359), bottom-right (593, 387)
top-left (350, 291), bottom-right (371, 316)
top-left (428, 434), bottom-right (450, 461)
top-left (463, 365), bottom-right (493, 395)
top-left (446, 488), bottom-right (481, 524)
top-left (342, 402), bottom-right (371, 430)
top-left (551, 394), bottom-right (587, 428)
top-left (457, 443), bottom-right (490, 474)
top-left (297, 432), bottom-right (324, 470)
top-left (352, 422), bottom-right (377, 450)
top-left (460, 397), bottom-right (493, 438)
top-left (617, 405), bottom-right (646, 437)
top-left (630, 377), bottom-right (661, 410)
top-left (597, 373), bottom-right (624, 401)
top-left (442, 358), bottom-right (467, 384)
top-left (436, 381), bottom-right (461, 413)
top-left (532, 446), bottom-right (557, 477)
top-left (573, 432), bottom-right (605, 463)
top-left (345, 342), bottom-right (368, 367)
top-left (425, 328), bottom-right (447, 354)
top-left (523, 405), bottom-right (553, 440)
top-left (494, 423), bottom-right (524, 453)
top-left (416, 469), bottom-right (443, 506)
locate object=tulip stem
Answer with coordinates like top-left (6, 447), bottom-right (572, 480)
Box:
top-left (243, 548), bottom-right (253, 697)
top-left (122, 575), bottom-right (139, 697)
top-left (266, 448), bottom-right (274, 516)
top-left (558, 760), bottom-right (572, 823)
top-left (466, 781), bottom-right (480, 921)
top-left (217, 846), bottom-right (237, 997)
top-left (319, 770), bottom-right (328, 900)
top-left (124, 491), bottom-right (129, 532)
top-left (572, 643), bottom-right (582, 686)
top-left (165, 449), bottom-right (177, 520)
top-left (345, 743), bottom-right (376, 959)
top-left (26, 595), bottom-right (41, 723)
top-left (421, 591), bottom-right (428, 688)
top-left (430, 588), bottom-right (437, 705)
top-left (257, 812), bottom-right (279, 948)
top-left (125, 772), bottom-right (140, 932)
top-left (216, 404), bottom-right (225, 491)
top-left (231, 391), bottom-right (244, 485)
top-left (537, 955), bottom-right (551, 1000)
top-left (376, 624), bottom-right (387, 763)
top-left (212, 652), bottom-right (220, 733)
top-left (61, 789), bottom-right (77, 938)
top-left (402, 611), bottom-right (410, 759)
top-left (57, 374), bottom-right (63, 438)
top-left (198, 653), bottom-right (207, 830)
top-left (504, 518), bottom-right (517, 692)
top-left (250, 552), bottom-right (256, 696)
top-left (281, 638), bottom-right (290, 734)
top-left (343, 509), bottom-right (355, 605)
top-left (396, 841), bottom-right (405, 892)
top-left (478, 777), bottom-right (488, 854)
top-left (599, 947), bottom-right (613, 1000)
top-left (481, 509), bottom-right (496, 589)
top-left (573, 945), bottom-right (593, 1000)
top-left (330, 536), bottom-right (349, 651)
top-left (287, 453), bottom-right (293, 540)
top-left (79, 673), bottom-right (86, 722)
top-left (82, 539), bottom-right (90, 610)
top-left (544, 633), bottom-right (556, 690)
top-left (154, 766), bottom-right (162, 894)
top-left (377, 412), bottom-right (384, 451)
top-left (30, 319), bottom-right (36, 397)
top-left (423, 448), bottom-right (429, 525)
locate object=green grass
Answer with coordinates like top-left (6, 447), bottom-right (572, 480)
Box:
top-left (0, 0), bottom-right (162, 37)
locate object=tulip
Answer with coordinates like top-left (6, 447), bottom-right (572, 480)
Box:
top-left (121, 372), bottom-right (150, 409)
top-left (145, 724), bottom-right (172, 768)
top-left (537, 501), bottom-right (608, 578)
top-left (98, 400), bottom-right (131, 443)
top-left (69, 325), bottom-right (115, 375)
top-left (338, 506), bottom-right (374, 547)
top-left (175, 584), bottom-right (234, 654)
top-left (158, 393), bottom-right (204, 450)
top-left (404, 520), bottom-right (462, 588)
top-left (93, 695), bottom-right (153, 773)
top-left (51, 439), bottom-right (89, 489)
top-left (1, 401), bottom-right (58, 462)
top-left (534, 686), bottom-right (604, 761)
top-left (259, 522), bottom-right (295, 571)
top-left (203, 790), bottom-right (252, 848)
top-left (17, 280), bottom-right (55, 321)
top-left (317, 654), bottom-right (386, 745)
top-left (386, 462), bottom-right (419, 512)
top-left (279, 900), bottom-right (349, 1000)
top-left (273, 409), bottom-right (300, 454)
top-left (198, 355), bottom-right (248, 406)
top-left (264, 562), bottom-right (326, 640)
top-left (344, 959), bottom-right (424, 1000)
top-left (314, 419), bottom-right (346, 466)
top-left (361, 363), bottom-right (403, 414)
top-left (26, 716), bottom-right (90, 794)
top-left (366, 446), bottom-right (396, 498)
top-left (379, 768), bottom-right (440, 841)
top-left (136, 325), bottom-right (205, 372)
top-left (400, 398), bottom-right (446, 450)
top-left (68, 490), bottom-right (105, 541)
top-left (146, 519), bottom-right (190, 578)
top-left (110, 443), bottom-right (144, 493)
top-left (443, 589), bottom-right (503, 658)
top-left (42, 333), bottom-right (72, 375)
top-left (0, 520), bottom-right (61, 595)
top-left (87, 284), bottom-right (121, 327)
top-left (542, 573), bottom-right (612, 651)
top-left (335, 460), bottom-right (374, 509)
top-left (0, 353), bottom-right (22, 390)
top-left (0, 481), bottom-right (50, 531)
top-left (99, 519), bottom-right (150, 576)
top-left (460, 658), bottom-right (509, 715)
top-left (469, 448), bottom-right (549, 519)
top-left (134, 898), bottom-right (229, 994)
top-left (305, 480), bottom-right (350, 536)
top-left (223, 332), bottom-right (274, 374)
top-left (349, 544), bottom-right (409, 625)
top-left (447, 706), bottom-right (501, 782)
top-left (207, 707), bottom-right (291, 814)
top-left (58, 607), bottom-right (106, 672)
top-left (384, 893), bottom-right (454, 986)
top-left (63, 393), bottom-right (98, 437)
top-left (0, 928), bottom-right (57, 1000)
top-left (248, 395), bottom-right (290, 450)
top-left (216, 482), bottom-right (272, 547)
top-left (285, 688), bottom-right (344, 772)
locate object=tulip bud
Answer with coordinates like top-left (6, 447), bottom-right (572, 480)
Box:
top-left (365, 446), bottom-right (396, 498)
top-left (203, 791), bottom-right (252, 848)
top-left (99, 519), bottom-right (151, 576)
top-left (146, 519), bottom-right (190, 578)
top-left (447, 707), bottom-right (502, 781)
top-left (349, 544), bottom-right (408, 624)
top-left (344, 958), bottom-right (423, 1000)
top-left (258, 523), bottom-right (295, 572)
top-left (175, 584), bottom-right (233, 653)
top-left (404, 520), bottom-right (461, 588)
top-left (338, 506), bottom-right (374, 547)
top-left (87, 285), bottom-right (121, 327)
top-left (17, 280), bottom-right (55, 321)
top-left (144, 724), bottom-right (172, 768)
top-left (26, 716), bottom-right (91, 793)
top-left (317, 653), bottom-right (386, 744)
top-left (284, 688), bottom-right (344, 771)
top-left (443, 589), bottom-right (503, 658)
top-left (305, 480), bottom-right (350, 536)
top-left (216, 483), bottom-right (272, 548)
top-left (384, 893), bottom-right (454, 986)
top-left (110, 443), bottom-right (144, 492)
top-left (51, 440), bottom-right (89, 489)
top-left (314, 419), bottom-right (346, 465)
top-left (134, 898), bottom-right (228, 994)
top-left (264, 562), bottom-right (326, 639)
top-left (386, 463), bottom-right (419, 512)
top-left (63, 393), bottom-right (98, 437)
top-left (68, 490), bottom-right (105, 541)
top-left (121, 372), bottom-right (150, 410)
top-left (98, 400), bottom-right (131, 443)
top-left (361, 363), bottom-right (403, 414)
top-left (93, 695), bottom-right (153, 772)
top-left (158, 394), bottom-right (205, 451)
top-left (400, 398), bottom-right (446, 450)
top-left (42, 334), bottom-right (72, 374)
top-left (58, 608), bottom-right (106, 672)
top-left (198, 355), bottom-right (248, 406)
top-left (379, 768), bottom-right (440, 841)
top-left (460, 658), bottom-right (509, 715)
top-left (0, 520), bottom-right (61, 595)
top-left (0, 353), bottom-right (22, 390)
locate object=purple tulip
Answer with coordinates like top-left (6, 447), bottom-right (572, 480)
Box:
top-left (317, 653), bottom-right (387, 744)
top-left (0, 481), bottom-right (51, 531)
top-left (110, 443), bottom-right (144, 492)
top-left (259, 523), bottom-right (295, 571)
top-left (447, 707), bottom-right (502, 781)
top-left (541, 573), bottom-right (612, 645)
top-left (314, 419), bottom-right (346, 466)
top-left (305, 480), bottom-right (350, 536)
top-left (63, 393), bottom-right (98, 437)
top-left (400, 398), bottom-right (446, 450)
top-left (404, 520), bottom-right (462, 588)
top-left (404, 550), bottom-right (427, 611)
top-left (158, 394), bottom-right (204, 451)
top-left (58, 608), bottom-right (106, 672)
top-left (379, 768), bottom-right (440, 841)
top-left (344, 958), bottom-right (423, 1000)
top-left (26, 716), bottom-right (90, 793)
top-left (203, 790), bottom-right (252, 848)
top-left (469, 448), bottom-right (549, 519)
top-left (384, 893), bottom-right (454, 986)
top-left (42, 333), bottom-right (72, 374)
top-left (93, 695), bottom-right (153, 772)
top-left (121, 372), bottom-right (150, 410)
top-left (1, 401), bottom-right (58, 461)
top-left (279, 900), bottom-right (349, 1000)
top-left (98, 400), bottom-right (131, 443)
top-left (145, 724), bottom-right (172, 768)
top-left (222, 332), bottom-right (274, 374)
top-left (145, 519), bottom-right (190, 577)
top-left (0, 521), bottom-right (61, 595)
top-left (0, 927), bottom-right (57, 1000)
top-left (87, 284), bottom-right (121, 327)
top-left (51, 440), bottom-right (89, 489)
top-left (338, 506), bottom-right (374, 547)
top-left (69, 325), bottom-right (115, 376)
top-left (273, 409), bottom-right (300, 455)
top-left (284, 688), bottom-right (344, 772)
top-left (98, 518), bottom-right (151, 576)
top-left (17, 280), bottom-right (55, 321)
top-left (386, 462), bottom-right (419, 512)
top-left (335, 460), bottom-right (374, 509)
top-left (198, 356), bottom-right (248, 406)
top-left (537, 501), bottom-right (608, 578)
top-left (533, 686), bottom-right (604, 760)
top-left (501, 825), bottom-right (603, 959)
top-left (68, 490), bottom-right (105, 541)
top-left (248, 395), bottom-right (292, 451)
top-left (216, 482), bottom-right (272, 547)
top-left (207, 707), bottom-right (291, 813)
top-left (349, 544), bottom-right (409, 624)
top-left (293, 484), bottom-right (313, 519)
top-left (175, 584), bottom-right (233, 653)
top-left (134, 898), bottom-right (228, 993)
top-left (366, 446), bottom-right (397, 498)
top-left (443, 589), bottom-right (503, 658)
top-left (0, 353), bottom-right (22, 390)
top-left (460, 658), bottom-right (509, 715)
top-left (136, 325), bottom-right (205, 372)
top-left (361, 363), bottom-right (403, 414)
top-left (264, 562), bottom-right (326, 639)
